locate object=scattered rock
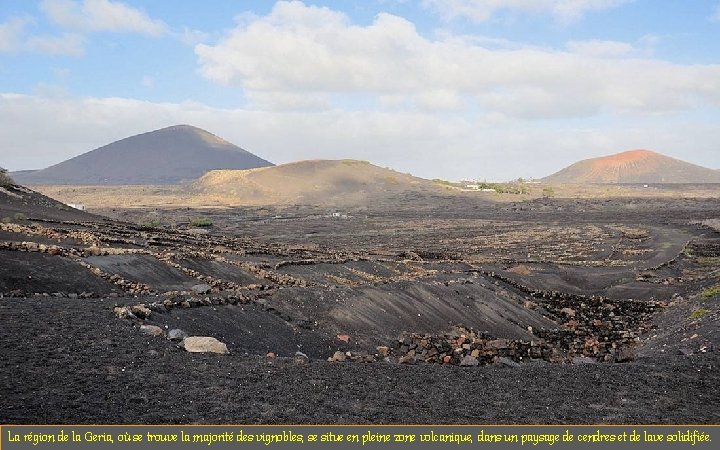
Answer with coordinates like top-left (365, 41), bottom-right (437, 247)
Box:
top-left (181, 336), bottom-right (229, 354)
top-left (459, 355), bottom-right (479, 366)
top-left (293, 351), bottom-right (309, 365)
top-left (167, 329), bottom-right (188, 342)
top-left (613, 346), bottom-right (636, 362)
top-left (46, 245), bottom-right (62, 255)
top-left (572, 356), bottom-right (597, 365)
top-left (131, 304), bottom-right (151, 319)
top-left (398, 354), bottom-right (416, 365)
top-left (191, 284), bottom-right (212, 295)
top-left (85, 246), bottom-right (103, 256)
top-left (336, 334), bottom-right (350, 343)
top-left (139, 324), bottom-right (164, 337)
top-left (678, 348), bottom-right (694, 357)
top-left (329, 351), bottom-right (347, 362)
top-left (486, 339), bottom-right (510, 350)
top-left (331, 350), bottom-right (347, 362)
top-left (113, 306), bottom-right (131, 319)
top-left (495, 357), bottom-right (520, 368)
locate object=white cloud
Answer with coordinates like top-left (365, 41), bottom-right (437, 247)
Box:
top-left (178, 27), bottom-right (211, 46)
top-left (0, 17), bottom-right (84, 56)
top-left (1, 93), bottom-right (719, 181)
top-left (566, 39), bottom-right (635, 57)
top-left (25, 32), bottom-right (85, 56)
top-left (33, 82), bottom-right (70, 98)
top-left (40, 0), bottom-right (168, 36)
top-left (422, 0), bottom-right (633, 23)
top-left (712, 3), bottom-right (720, 22)
top-left (0, 17), bottom-right (31, 52)
top-left (195, 1), bottom-right (720, 119)
top-left (245, 91), bottom-right (330, 111)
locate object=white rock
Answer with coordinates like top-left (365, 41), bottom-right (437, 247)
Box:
top-left (182, 336), bottom-right (229, 354)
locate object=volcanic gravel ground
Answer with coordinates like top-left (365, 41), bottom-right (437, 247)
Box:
top-left (1, 297), bottom-right (718, 424)
top-left (2, 186), bottom-right (720, 424)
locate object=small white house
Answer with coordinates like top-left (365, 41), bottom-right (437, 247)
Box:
top-left (66, 203), bottom-right (86, 211)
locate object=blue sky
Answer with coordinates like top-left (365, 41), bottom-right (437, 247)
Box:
top-left (1, 0), bottom-right (719, 180)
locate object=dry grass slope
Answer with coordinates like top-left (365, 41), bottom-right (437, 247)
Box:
top-left (193, 159), bottom-right (441, 205)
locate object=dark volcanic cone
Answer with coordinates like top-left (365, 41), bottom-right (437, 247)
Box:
top-left (12, 125), bottom-right (273, 185)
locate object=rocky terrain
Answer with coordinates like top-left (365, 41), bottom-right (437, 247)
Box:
top-left (1, 182), bottom-right (719, 424)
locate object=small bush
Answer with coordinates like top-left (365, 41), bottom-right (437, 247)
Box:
top-left (542, 187), bottom-right (555, 198)
top-left (688, 308), bottom-right (711, 320)
top-left (13, 212), bottom-right (27, 221)
top-left (190, 217), bottom-right (213, 227)
top-left (697, 256), bottom-right (720, 266)
top-left (700, 284), bottom-right (720, 299)
top-left (139, 219), bottom-right (161, 230)
top-left (472, 182), bottom-right (528, 194)
top-left (0, 167), bottom-right (14, 187)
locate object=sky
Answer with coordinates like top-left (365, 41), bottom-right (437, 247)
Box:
top-left (1, 0), bottom-right (719, 181)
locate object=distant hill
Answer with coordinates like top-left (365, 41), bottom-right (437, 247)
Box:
top-left (543, 149), bottom-right (720, 184)
top-left (193, 159), bottom-right (441, 205)
top-left (12, 125), bottom-right (273, 185)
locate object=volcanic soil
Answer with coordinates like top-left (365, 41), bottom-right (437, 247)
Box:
top-left (1, 184), bottom-right (719, 424)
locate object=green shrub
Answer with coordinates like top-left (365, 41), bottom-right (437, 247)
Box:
top-left (700, 284), bottom-right (720, 299)
top-left (139, 219), bottom-right (161, 230)
top-left (470, 182), bottom-right (529, 195)
top-left (13, 212), bottom-right (27, 221)
top-left (688, 308), bottom-right (711, 320)
top-left (0, 167), bottom-right (14, 187)
top-left (190, 217), bottom-right (213, 227)
top-left (697, 257), bottom-right (720, 266)
top-left (542, 187), bottom-right (555, 198)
